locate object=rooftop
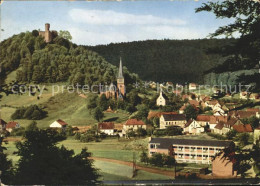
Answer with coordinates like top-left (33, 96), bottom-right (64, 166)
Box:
top-left (149, 138), bottom-right (234, 149)
top-left (162, 114), bottom-right (186, 121)
top-left (125, 119), bottom-right (146, 125)
top-left (98, 122), bottom-right (114, 130)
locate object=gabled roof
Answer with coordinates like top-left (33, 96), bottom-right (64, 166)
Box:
top-left (147, 111), bottom-right (178, 119)
top-left (209, 116), bottom-right (228, 124)
top-left (184, 119), bottom-right (194, 128)
top-left (196, 115), bottom-right (211, 122)
top-left (56, 119), bottom-right (68, 126)
top-left (98, 122), bottom-right (114, 130)
top-left (232, 124), bottom-right (253, 133)
top-left (226, 118), bottom-right (240, 126)
top-left (149, 138), bottom-right (234, 149)
top-left (0, 119), bottom-right (7, 126)
top-left (247, 108), bottom-right (260, 112)
top-left (237, 111), bottom-right (257, 119)
top-left (214, 122), bottom-right (225, 130)
top-left (158, 91), bottom-right (168, 100)
top-left (229, 110), bottom-right (256, 119)
top-left (125, 119), bottom-right (146, 125)
top-left (6, 121), bottom-right (19, 129)
top-left (162, 114), bottom-right (186, 121)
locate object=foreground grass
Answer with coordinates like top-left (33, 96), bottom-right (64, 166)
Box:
top-left (95, 160), bottom-right (171, 181)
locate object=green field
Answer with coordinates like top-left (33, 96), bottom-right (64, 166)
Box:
top-left (95, 160), bottom-right (171, 181)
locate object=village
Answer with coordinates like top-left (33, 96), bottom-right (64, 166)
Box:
top-left (1, 57), bottom-right (260, 180)
top-left (0, 0), bottom-right (260, 183)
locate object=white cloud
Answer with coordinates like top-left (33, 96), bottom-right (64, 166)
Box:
top-left (69, 27), bottom-right (129, 45)
top-left (69, 9), bottom-right (186, 26)
top-left (69, 25), bottom-right (206, 46)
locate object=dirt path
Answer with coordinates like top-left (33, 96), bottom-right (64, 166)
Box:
top-left (90, 157), bottom-right (175, 177)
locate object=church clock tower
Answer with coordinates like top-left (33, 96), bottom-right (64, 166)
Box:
top-left (117, 57), bottom-right (125, 98)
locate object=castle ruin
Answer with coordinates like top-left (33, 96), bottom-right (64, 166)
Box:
top-left (38, 23), bottom-right (57, 43)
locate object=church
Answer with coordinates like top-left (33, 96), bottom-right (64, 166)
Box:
top-left (100, 58), bottom-right (125, 99)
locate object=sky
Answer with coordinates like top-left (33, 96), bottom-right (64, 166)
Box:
top-left (0, 0), bottom-right (233, 46)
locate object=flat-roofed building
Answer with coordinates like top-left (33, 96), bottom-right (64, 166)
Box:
top-left (148, 138), bottom-right (234, 164)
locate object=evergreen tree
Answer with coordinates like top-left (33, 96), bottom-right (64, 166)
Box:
top-left (93, 107), bottom-right (104, 122)
top-left (13, 129), bottom-right (100, 184)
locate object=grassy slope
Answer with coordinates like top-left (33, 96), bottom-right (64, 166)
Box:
top-left (0, 84), bottom-right (129, 128)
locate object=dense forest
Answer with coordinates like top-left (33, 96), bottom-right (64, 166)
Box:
top-left (87, 39), bottom-right (238, 84)
top-left (1, 32), bottom-right (255, 87)
top-left (0, 31), bottom-right (138, 86)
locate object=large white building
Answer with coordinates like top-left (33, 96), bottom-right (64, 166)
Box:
top-left (160, 114), bottom-right (186, 129)
top-left (156, 91), bottom-right (167, 106)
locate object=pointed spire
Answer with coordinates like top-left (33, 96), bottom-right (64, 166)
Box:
top-left (118, 57), bottom-right (123, 79)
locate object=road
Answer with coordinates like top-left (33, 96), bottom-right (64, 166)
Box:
top-left (103, 178), bottom-right (260, 185)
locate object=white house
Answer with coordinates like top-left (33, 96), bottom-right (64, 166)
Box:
top-left (189, 83), bottom-right (197, 90)
top-left (160, 114), bottom-right (186, 129)
top-left (50, 119), bottom-right (68, 130)
top-left (122, 119), bottom-right (146, 136)
top-left (184, 119), bottom-right (204, 134)
top-left (98, 122), bottom-right (115, 135)
top-left (156, 91), bottom-right (167, 106)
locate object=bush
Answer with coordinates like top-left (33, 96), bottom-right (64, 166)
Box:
top-left (140, 151), bottom-right (149, 164)
top-left (148, 153), bottom-right (176, 167)
top-left (149, 153), bottom-right (163, 167)
top-left (74, 132), bottom-right (81, 140)
top-left (166, 126), bottom-right (183, 136)
top-left (11, 105), bottom-right (47, 120)
top-left (11, 127), bottom-right (25, 136)
top-left (153, 129), bottom-right (167, 137)
top-left (80, 134), bottom-right (96, 142)
top-left (136, 128), bottom-right (147, 137)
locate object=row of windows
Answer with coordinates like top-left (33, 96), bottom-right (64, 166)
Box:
top-left (173, 146), bottom-right (222, 151)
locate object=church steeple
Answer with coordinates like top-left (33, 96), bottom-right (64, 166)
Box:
top-left (117, 57), bottom-right (125, 98)
top-left (118, 57), bottom-right (124, 79)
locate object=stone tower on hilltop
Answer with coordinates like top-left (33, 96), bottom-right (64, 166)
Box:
top-left (117, 57), bottom-right (125, 98)
top-left (38, 23), bottom-right (57, 43)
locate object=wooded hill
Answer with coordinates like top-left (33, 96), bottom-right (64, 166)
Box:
top-left (0, 31), bottom-right (138, 86)
top-left (86, 39), bottom-right (235, 84)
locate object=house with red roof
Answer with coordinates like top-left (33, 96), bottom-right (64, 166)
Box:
top-left (6, 121), bottom-right (20, 133)
top-left (232, 124), bottom-right (253, 133)
top-left (50, 119), bottom-right (68, 130)
top-left (196, 115), bottom-right (211, 127)
top-left (122, 119), bottom-right (146, 136)
top-left (213, 118), bottom-right (243, 135)
top-left (98, 122), bottom-right (115, 135)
